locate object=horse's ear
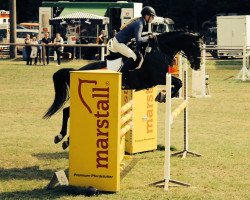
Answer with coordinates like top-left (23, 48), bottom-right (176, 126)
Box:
top-left (198, 33), bottom-right (204, 39)
top-left (197, 33), bottom-right (205, 42)
top-left (191, 32), bottom-right (204, 42)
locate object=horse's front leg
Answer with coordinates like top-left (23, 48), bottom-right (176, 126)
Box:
top-left (54, 106), bottom-right (70, 144)
top-left (62, 137), bottom-right (69, 150)
top-left (155, 76), bottom-right (183, 103)
top-left (171, 76), bottom-right (182, 98)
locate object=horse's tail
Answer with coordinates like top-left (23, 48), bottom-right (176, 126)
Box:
top-left (43, 68), bottom-right (74, 119)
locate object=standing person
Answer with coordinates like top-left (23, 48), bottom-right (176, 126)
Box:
top-left (96, 30), bottom-right (106, 59)
top-left (97, 30), bottom-right (105, 44)
top-left (34, 35), bottom-right (42, 65)
top-left (111, 6), bottom-right (156, 86)
top-left (30, 36), bottom-right (38, 65)
top-left (24, 34), bottom-right (32, 65)
top-left (41, 32), bottom-right (52, 65)
top-left (54, 33), bottom-right (64, 66)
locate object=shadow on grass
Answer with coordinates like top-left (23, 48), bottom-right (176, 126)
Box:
top-left (157, 144), bottom-right (177, 151)
top-left (0, 187), bottom-right (81, 199)
top-left (0, 186), bottom-right (113, 199)
top-left (0, 166), bottom-right (53, 181)
top-left (33, 151), bottom-right (68, 160)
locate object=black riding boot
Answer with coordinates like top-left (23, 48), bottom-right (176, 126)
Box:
top-left (120, 57), bottom-right (135, 89)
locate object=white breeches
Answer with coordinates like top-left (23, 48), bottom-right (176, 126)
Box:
top-left (112, 37), bottom-right (137, 61)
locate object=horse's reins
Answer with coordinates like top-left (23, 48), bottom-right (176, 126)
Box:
top-left (144, 35), bottom-right (173, 65)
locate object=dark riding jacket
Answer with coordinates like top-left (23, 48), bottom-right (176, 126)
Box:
top-left (115, 17), bottom-right (149, 44)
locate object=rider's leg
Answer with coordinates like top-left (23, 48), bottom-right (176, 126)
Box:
top-left (120, 57), bottom-right (135, 77)
top-left (112, 38), bottom-right (137, 87)
top-left (112, 38), bottom-right (137, 61)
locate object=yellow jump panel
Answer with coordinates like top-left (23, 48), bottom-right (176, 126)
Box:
top-left (122, 88), bottom-right (158, 154)
top-left (69, 70), bottom-right (121, 192)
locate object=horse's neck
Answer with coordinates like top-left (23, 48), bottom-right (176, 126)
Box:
top-left (158, 44), bottom-right (177, 61)
top-left (158, 32), bottom-right (186, 53)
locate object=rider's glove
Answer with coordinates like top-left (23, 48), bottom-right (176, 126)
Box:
top-left (148, 33), bottom-right (157, 41)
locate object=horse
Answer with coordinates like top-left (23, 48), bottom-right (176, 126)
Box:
top-left (43, 30), bottom-right (203, 149)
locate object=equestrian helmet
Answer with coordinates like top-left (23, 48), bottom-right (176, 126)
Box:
top-left (141, 6), bottom-right (156, 17)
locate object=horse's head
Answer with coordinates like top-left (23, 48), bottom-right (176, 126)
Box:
top-left (157, 31), bottom-right (203, 70)
top-left (181, 33), bottom-right (203, 70)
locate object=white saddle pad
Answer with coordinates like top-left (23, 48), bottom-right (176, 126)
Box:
top-left (106, 58), bottom-right (123, 72)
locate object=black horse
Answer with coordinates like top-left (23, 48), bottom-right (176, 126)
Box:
top-left (43, 30), bottom-right (203, 149)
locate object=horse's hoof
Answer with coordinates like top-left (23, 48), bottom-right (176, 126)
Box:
top-left (62, 140), bottom-right (69, 150)
top-left (155, 92), bottom-right (166, 103)
top-left (86, 186), bottom-right (99, 196)
top-left (54, 134), bottom-right (64, 144)
top-left (122, 84), bottom-right (130, 90)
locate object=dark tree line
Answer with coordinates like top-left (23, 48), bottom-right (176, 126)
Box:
top-left (1, 0), bottom-right (250, 31)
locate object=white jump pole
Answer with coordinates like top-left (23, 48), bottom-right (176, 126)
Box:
top-left (178, 54), bottom-right (183, 98)
top-left (164, 73), bottom-right (172, 189)
top-left (235, 34), bottom-right (250, 81)
top-left (150, 61), bottom-right (201, 190)
top-left (101, 44), bottom-right (105, 61)
top-left (191, 43), bottom-right (211, 97)
top-left (150, 73), bottom-right (190, 190)
top-left (172, 60), bottom-right (202, 158)
top-left (164, 73), bottom-right (191, 189)
top-left (151, 69), bottom-right (193, 190)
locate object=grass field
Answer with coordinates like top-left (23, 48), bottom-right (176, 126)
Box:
top-left (0, 58), bottom-right (249, 199)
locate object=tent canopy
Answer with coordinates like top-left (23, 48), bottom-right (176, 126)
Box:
top-left (60, 7), bottom-right (106, 17)
top-left (50, 11), bottom-right (106, 21)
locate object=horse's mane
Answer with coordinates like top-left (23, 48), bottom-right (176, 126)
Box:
top-left (157, 30), bottom-right (200, 45)
top-left (152, 29), bottom-right (202, 71)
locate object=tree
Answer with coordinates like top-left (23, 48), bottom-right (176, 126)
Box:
top-left (1, 0), bottom-right (250, 30)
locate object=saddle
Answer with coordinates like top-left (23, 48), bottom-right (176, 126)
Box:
top-left (106, 39), bottom-right (150, 90)
top-left (106, 40), bottom-right (144, 70)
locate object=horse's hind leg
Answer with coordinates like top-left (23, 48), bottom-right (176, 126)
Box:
top-left (54, 107), bottom-right (70, 144)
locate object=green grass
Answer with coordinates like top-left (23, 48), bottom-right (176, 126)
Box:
top-left (0, 58), bottom-right (250, 199)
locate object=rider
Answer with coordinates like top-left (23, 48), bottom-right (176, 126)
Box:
top-left (112, 6), bottom-right (156, 87)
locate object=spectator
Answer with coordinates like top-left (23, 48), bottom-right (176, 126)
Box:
top-left (96, 30), bottom-right (106, 59)
top-left (34, 35), bottom-right (42, 65)
top-left (54, 33), bottom-right (64, 66)
top-left (24, 34), bottom-right (32, 65)
top-left (41, 32), bottom-right (52, 65)
top-left (30, 36), bottom-right (38, 65)
top-left (97, 30), bottom-right (106, 44)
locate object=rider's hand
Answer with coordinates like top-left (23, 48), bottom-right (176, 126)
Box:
top-left (148, 33), bottom-right (156, 40)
